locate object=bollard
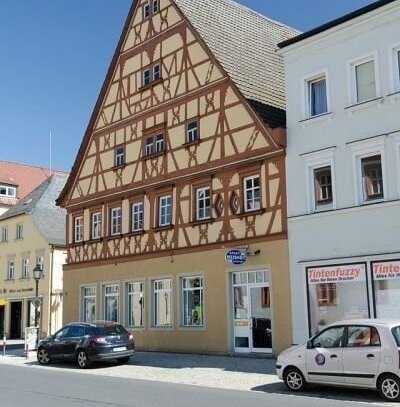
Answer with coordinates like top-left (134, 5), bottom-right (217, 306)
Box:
top-left (3, 334), bottom-right (6, 357)
top-left (24, 339), bottom-right (28, 359)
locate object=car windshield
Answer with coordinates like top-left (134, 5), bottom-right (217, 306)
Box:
top-left (98, 324), bottom-right (128, 336)
top-left (392, 326), bottom-right (400, 346)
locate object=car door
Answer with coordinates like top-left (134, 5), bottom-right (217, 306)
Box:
top-left (305, 326), bottom-right (345, 384)
top-left (342, 325), bottom-right (381, 387)
top-left (48, 327), bottom-right (71, 359)
top-left (62, 325), bottom-right (85, 359)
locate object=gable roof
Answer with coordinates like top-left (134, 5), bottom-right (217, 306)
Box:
top-left (57, 0), bottom-right (298, 206)
top-left (0, 159), bottom-right (68, 208)
top-left (0, 174), bottom-right (68, 246)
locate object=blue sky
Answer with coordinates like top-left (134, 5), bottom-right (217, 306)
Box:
top-left (0, 0), bottom-right (377, 171)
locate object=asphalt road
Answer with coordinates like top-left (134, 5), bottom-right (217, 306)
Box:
top-left (0, 363), bottom-right (393, 407)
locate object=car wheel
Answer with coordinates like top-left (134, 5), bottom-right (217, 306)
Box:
top-left (37, 348), bottom-right (51, 365)
top-left (378, 374), bottom-right (400, 402)
top-left (116, 356), bottom-right (130, 365)
top-left (284, 367), bottom-right (307, 392)
top-left (76, 350), bottom-right (92, 369)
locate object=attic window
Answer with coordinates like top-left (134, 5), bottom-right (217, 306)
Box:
top-left (0, 185), bottom-right (16, 198)
top-left (141, 62), bottom-right (162, 88)
top-left (143, 0), bottom-right (159, 19)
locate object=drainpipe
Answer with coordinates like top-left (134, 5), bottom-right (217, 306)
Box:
top-left (48, 245), bottom-right (54, 336)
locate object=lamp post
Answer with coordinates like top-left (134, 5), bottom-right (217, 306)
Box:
top-left (32, 264), bottom-right (43, 342)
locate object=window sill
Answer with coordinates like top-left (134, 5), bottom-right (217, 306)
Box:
top-left (345, 97), bottom-right (383, 114)
top-left (111, 164), bottom-right (126, 171)
top-left (182, 139), bottom-right (201, 148)
top-left (108, 234), bottom-right (123, 239)
top-left (239, 208), bottom-right (265, 218)
top-left (142, 151), bottom-right (166, 161)
top-left (86, 238), bottom-right (103, 244)
top-left (4, 278), bottom-right (15, 282)
top-left (153, 225), bottom-right (174, 232)
top-left (139, 78), bottom-right (163, 92)
top-left (19, 277), bottom-right (30, 280)
top-left (70, 241), bottom-right (84, 247)
top-left (126, 230), bottom-right (145, 237)
top-left (299, 112), bottom-right (333, 126)
top-left (361, 197), bottom-right (385, 205)
top-left (190, 218), bottom-right (214, 227)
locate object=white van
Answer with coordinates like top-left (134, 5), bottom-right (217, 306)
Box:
top-left (277, 319), bottom-right (400, 401)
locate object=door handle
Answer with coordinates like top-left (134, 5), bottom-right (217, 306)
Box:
top-left (367, 354), bottom-right (375, 359)
top-left (330, 354), bottom-right (338, 359)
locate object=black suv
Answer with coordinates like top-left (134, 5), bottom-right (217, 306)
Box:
top-left (37, 321), bottom-right (135, 368)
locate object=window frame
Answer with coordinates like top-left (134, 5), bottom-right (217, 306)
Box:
top-left (345, 325), bottom-right (381, 348)
top-left (110, 206), bottom-right (122, 236)
top-left (131, 202), bottom-right (144, 232)
top-left (126, 280), bottom-right (145, 328)
top-left (301, 69), bottom-right (330, 120)
top-left (91, 211), bottom-right (102, 240)
top-left (142, 68), bottom-right (151, 87)
top-left (103, 283), bottom-right (120, 323)
top-left (0, 185), bottom-right (17, 198)
top-left (243, 174), bottom-right (261, 213)
top-left (186, 119), bottom-right (199, 144)
top-left (152, 278), bottom-right (172, 327)
top-left (158, 195), bottom-right (172, 227)
top-left (155, 133), bottom-right (164, 154)
top-left (74, 216), bottom-right (84, 243)
top-left (16, 223), bottom-right (23, 240)
top-left (7, 260), bottom-right (15, 280)
top-left (143, 0), bottom-right (150, 19)
top-left (114, 146), bottom-right (125, 167)
top-left (361, 155), bottom-right (384, 202)
top-left (181, 276), bottom-right (204, 327)
top-left (313, 166), bottom-right (334, 209)
top-left (152, 0), bottom-right (159, 14)
top-left (311, 325), bottom-right (346, 349)
top-left (81, 285), bottom-right (97, 323)
top-left (153, 63), bottom-right (160, 81)
top-left (1, 226), bottom-right (8, 243)
top-left (389, 43), bottom-right (400, 94)
top-left (195, 187), bottom-right (211, 221)
top-left (22, 257), bottom-right (30, 279)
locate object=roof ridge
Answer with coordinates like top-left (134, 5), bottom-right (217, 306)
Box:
top-left (0, 158), bottom-right (68, 174)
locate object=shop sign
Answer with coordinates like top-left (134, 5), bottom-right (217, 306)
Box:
top-left (308, 264), bottom-right (366, 285)
top-left (225, 249), bottom-right (247, 265)
top-left (373, 261), bottom-right (400, 281)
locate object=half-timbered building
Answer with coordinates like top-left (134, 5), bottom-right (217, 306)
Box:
top-left (57, 0), bottom-right (297, 355)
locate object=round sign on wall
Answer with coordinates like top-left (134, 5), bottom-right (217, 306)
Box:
top-left (315, 354), bottom-right (326, 366)
top-left (225, 249), bottom-right (247, 265)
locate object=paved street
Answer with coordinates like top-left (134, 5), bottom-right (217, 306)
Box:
top-left (0, 351), bottom-right (396, 406)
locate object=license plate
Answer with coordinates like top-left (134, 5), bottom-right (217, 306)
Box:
top-left (113, 347), bottom-right (127, 352)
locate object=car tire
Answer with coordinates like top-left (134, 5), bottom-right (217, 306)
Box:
top-left (76, 350), bottom-right (92, 369)
top-left (116, 356), bottom-right (131, 365)
top-left (37, 347), bottom-right (51, 365)
top-left (283, 367), bottom-right (307, 392)
top-left (378, 374), bottom-right (400, 402)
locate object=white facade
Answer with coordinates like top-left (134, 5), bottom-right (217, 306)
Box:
top-left (280, 2), bottom-right (400, 344)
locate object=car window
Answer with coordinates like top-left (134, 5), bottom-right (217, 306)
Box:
top-left (346, 326), bottom-right (381, 347)
top-left (55, 327), bottom-right (70, 339)
top-left (392, 326), bottom-right (400, 346)
top-left (85, 326), bottom-right (97, 336)
top-left (67, 326), bottom-right (85, 338)
top-left (99, 324), bottom-right (128, 336)
top-left (313, 326), bottom-right (344, 348)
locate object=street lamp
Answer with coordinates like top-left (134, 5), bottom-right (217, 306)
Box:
top-left (32, 264), bottom-right (43, 332)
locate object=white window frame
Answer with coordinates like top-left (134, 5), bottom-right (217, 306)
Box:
top-left (303, 148), bottom-right (337, 214)
top-left (22, 258), bottom-right (30, 279)
top-left (145, 136), bottom-right (154, 156)
top-left (7, 260), bottom-right (15, 280)
top-left (302, 70), bottom-right (330, 119)
top-left (0, 185), bottom-right (16, 197)
top-left (152, 0), bottom-right (159, 14)
top-left (143, 0), bottom-right (150, 19)
top-left (181, 276), bottom-right (204, 327)
top-left (347, 52), bottom-right (380, 105)
top-left (126, 281), bottom-right (145, 328)
top-left (1, 226), bottom-right (8, 243)
top-left (153, 278), bottom-right (172, 327)
top-left (36, 256), bottom-right (44, 272)
top-left (115, 146), bottom-right (125, 167)
top-left (243, 175), bottom-right (261, 213)
top-left (195, 187), bottom-right (211, 221)
top-left (16, 224), bottom-right (23, 240)
top-left (159, 195), bottom-right (172, 227)
top-left (110, 207), bottom-right (122, 236)
top-left (74, 216), bottom-right (83, 243)
top-left (153, 63), bottom-right (160, 81)
top-left (348, 137), bottom-right (387, 205)
top-left (131, 202), bottom-right (144, 232)
top-left (389, 43), bottom-right (400, 94)
top-left (186, 120), bottom-right (198, 143)
top-left (103, 284), bottom-right (120, 323)
top-left (155, 133), bottom-right (164, 153)
top-left (91, 212), bottom-right (102, 240)
top-left (142, 68), bottom-right (151, 86)
top-left (81, 285), bottom-right (97, 323)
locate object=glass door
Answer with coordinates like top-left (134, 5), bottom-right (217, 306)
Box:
top-left (250, 285), bottom-right (272, 352)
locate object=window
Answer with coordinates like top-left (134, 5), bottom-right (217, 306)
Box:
top-left (196, 187), bottom-right (211, 220)
top-left (153, 64), bottom-right (160, 81)
top-left (22, 258), bottom-right (30, 279)
top-left (114, 146), bottom-right (125, 167)
top-left (7, 260), bottom-right (15, 280)
top-left (143, 68), bottom-right (151, 86)
top-left (182, 276), bottom-right (204, 326)
top-left (82, 286), bottom-right (96, 323)
top-left (159, 195), bottom-right (172, 227)
top-left (2, 227), bottom-right (8, 243)
top-left (145, 133), bottom-right (164, 156)
top-left (243, 175), bottom-right (261, 212)
top-left (392, 326), bottom-right (400, 346)
top-left (143, 1), bottom-right (150, 19)
top-left (110, 207), bottom-right (122, 235)
top-left (346, 326), bottom-right (381, 347)
top-left (145, 136), bottom-right (154, 156)
top-left (153, 279), bottom-right (172, 327)
top-left (155, 133), bottom-right (164, 153)
top-left (312, 326), bottom-right (345, 348)
top-left (361, 155), bottom-right (383, 201)
top-left (131, 202), bottom-right (144, 232)
top-left (395, 49), bottom-right (400, 91)
top-left (104, 284), bottom-right (119, 322)
top-left (36, 256), bottom-right (44, 272)
top-left (16, 224), bottom-right (23, 240)
top-left (314, 167), bottom-right (333, 208)
top-left (153, 0), bottom-right (159, 14)
top-left (0, 185), bottom-right (16, 197)
top-left (74, 216), bottom-right (83, 243)
top-left (308, 76), bottom-right (327, 117)
top-left (186, 120), bottom-right (198, 144)
top-left (316, 283), bottom-right (336, 306)
top-left (91, 212), bottom-right (102, 240)
top-left (67, 325), bottom-right (85, 338)
top-left (126, 282), bottom-right (144, 327)
top-left (142, 63), bottom-right (161, 88)
top-left (354, 59), bottom-right (376, 103)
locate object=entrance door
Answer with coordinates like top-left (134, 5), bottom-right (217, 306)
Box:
top-left (0, 306), bottom-right (5, 337)
top-left (250, 286), bottom-right (272, 351)
top-left (10, 302), bottom-right (22, 339)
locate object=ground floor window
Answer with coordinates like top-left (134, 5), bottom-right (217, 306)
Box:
top-left (27, 300), bottom-right (36, 327)
top-left (153, 279), bottom-right (172, 327)
top-left (126, 281), bottom-right (144, 327)
top-left (307, 263), bottom-right (369, 335)
top-left (104, 284), bottom-right (119, 322)
top-left (81, 286), bottom-right (96, 323)
top-left (182, 276), bottom-right (204, 326)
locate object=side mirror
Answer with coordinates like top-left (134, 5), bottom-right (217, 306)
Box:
top-left (306, 340), bottom-right (313, 349)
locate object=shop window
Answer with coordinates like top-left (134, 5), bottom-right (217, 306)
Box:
top-left (131, 202), bottom-right (144, 232)
top-left (361, 155), bottom-right (384, 201)
top-left (186, 120), bottom-right (198, 144)
top-left (104, 284), bottom-right (119, 322)
top-left (114, 146), bottom-right (125, 167)
top-left (314, 166), bottom-right (333, 208)
top-left (126, 281), bottom-right (144, 327)
top-left (182, 276), bottom-right (204, 326)
top-left (158, 195), bottom-right (172, 227)
top-left (316, 283), bottom-right (337, 307)
top-left (110, 207), bottom-right (122, 236)
top-left (82, 286), bottom-right (96, 323)
top-left (74, 216), bottom-right (83, 243)
top-left (195, 187), bottom-right (211, 221)
top-left (346, 326), bottom-right (381, 347)
top-left (243, 175), bottom-right (261, 212)
top-left (91, 212), bottom-right (102, 240)
top-left (153, 279), bottom-right (172, 327)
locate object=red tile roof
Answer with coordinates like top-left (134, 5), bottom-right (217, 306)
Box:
top-left (0, 160), bottom-right (68, 207)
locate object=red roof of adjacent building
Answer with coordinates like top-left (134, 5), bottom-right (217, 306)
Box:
top-left (0, 160), bottom-right (68, 207)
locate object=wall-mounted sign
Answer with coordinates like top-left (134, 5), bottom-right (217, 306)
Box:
top-left (307, 264), bottom-right (366, 285)
top-left (225, 249), bottom-right (247, 265)
top-left (373, 261), bottom-right (400, 281)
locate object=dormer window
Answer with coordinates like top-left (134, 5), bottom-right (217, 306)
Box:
top-left (0, 185), bottom-right (16, 198)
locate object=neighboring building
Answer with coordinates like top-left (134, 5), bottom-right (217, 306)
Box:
top-left (0, 174), bottom-right (68, 339)
top-left (57, 0), bottom-right (298, 355)
top-left (0, 160), bottom-right (66, 216)
top-left (279, 0), bottom-right (400, 344)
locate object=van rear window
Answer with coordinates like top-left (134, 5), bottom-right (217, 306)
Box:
top-left (392, 326), bottom-right (400, 346)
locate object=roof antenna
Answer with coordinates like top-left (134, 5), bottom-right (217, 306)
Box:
top-left (49, 131), bottom-right (52, 175)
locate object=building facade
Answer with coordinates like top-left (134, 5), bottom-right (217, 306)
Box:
top-left (57, 0), bottom-right (298, 355)
top-left (279, 0), bottom-right (400, 344)
top-left (0, 175), bottom-right (67, 338)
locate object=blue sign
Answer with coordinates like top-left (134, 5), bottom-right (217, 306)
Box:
top-left (225, 249), bottom-right (247, 265)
